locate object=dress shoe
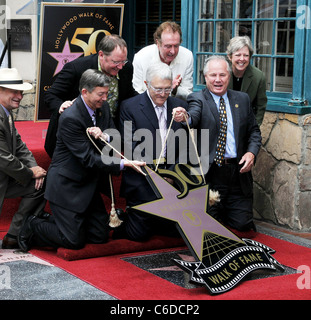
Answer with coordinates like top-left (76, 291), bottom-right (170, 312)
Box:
top-left (38, 211), bottom-right (51, 220)
top-left (18, 215), bottom-right (37, 252)
top-left (2, 234), bottom-right (19, 249)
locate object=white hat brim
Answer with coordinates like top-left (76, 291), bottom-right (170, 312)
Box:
top-left (0, 82), bottom-right (33, 91)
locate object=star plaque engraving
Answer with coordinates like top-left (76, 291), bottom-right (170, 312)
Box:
top-left (133, 165), bottom-right (284, 294)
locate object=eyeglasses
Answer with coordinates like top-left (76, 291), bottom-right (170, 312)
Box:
top-left (149, 84), bottom-right (172, 94)
top-left (111, 59), bottom-right (128, 66)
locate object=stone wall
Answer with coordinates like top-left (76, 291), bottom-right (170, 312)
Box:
top-left (253, 111), bottom-right (311, 232)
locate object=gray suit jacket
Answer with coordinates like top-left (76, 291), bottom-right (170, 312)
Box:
top-left (0, 106), bottom-right (37, 207)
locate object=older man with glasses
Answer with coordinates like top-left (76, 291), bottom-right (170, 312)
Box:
top-left (44, 34), bottom-right (137, 158)
top-left (114, 62), bottom-right (189, 242)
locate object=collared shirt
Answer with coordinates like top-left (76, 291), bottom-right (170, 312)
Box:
top-left (81, 95), bottom-right (95, 122)
top-left (132, 44), bottom-right (193, 100)
top-left (98, 57), bottom-right (119, 118)
top-left (209, 91), bottom-right (237, 159)
top-left (80, 95), bottom-right (124, 169)
top-left (1, 105), bottom-right (9, 117)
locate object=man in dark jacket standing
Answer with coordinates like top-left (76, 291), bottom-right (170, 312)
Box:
top-left (44, 34), bottom-right (137, 157)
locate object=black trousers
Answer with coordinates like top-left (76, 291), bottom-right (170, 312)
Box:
top-left (31, 191), bottom-right (109, 249)
top-left (114, 208), bottom-right (180, 242)
top-left (206, 161), bottom-right (254, 231)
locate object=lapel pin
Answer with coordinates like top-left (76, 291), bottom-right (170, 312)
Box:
top-left (235, 104), bottom-right (239, 108)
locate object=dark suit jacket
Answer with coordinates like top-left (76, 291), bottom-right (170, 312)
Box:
top-left (44, 95), bottom-right (121, 214)
top-left (119, 92), bottom-right (188, 205)
top-left (44, 53), bottom-right (137, 157)
top-left (187, 88), bottom-right (262, 196)
top-left (228, 64), bottom-right (267, 126)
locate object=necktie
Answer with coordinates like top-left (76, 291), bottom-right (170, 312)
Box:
top-left (214, 96), bottom-right (227, 166)
top-left (8, 113), bottom-right (13, 136)
top-left (91, 112), bottom-right (96, 126)
top-left (107, 76), bottom-right (118, 118)
top-left (157, 106), bottom-right (167, 157)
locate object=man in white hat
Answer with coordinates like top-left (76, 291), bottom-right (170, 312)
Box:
top-left (0, 68), bottom-right (47, 249)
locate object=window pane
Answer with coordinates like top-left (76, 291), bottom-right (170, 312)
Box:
top-left (253, 57), bottom-right (271, 90)
top-left (238, 0), bottom-right (253, 18)
top-left (199, 21), bottom-right (214, 52)
top-left (216, 21), bottom-right (232, 53)
top-left (236, 21), bottom-right (252, 37)
top-left (200, 0), bottom-right (214, 19)
top-left (256, 0), bottom-right (274, 18)
top-left (278, 0), bottom-right (296, 17)
top-left (256, 21), bottom-right (273, 54)
top-left (197, 54), bottom-right (208, 85)
top-left (136, 0), bottom-right (147, 21)
top-left (196, 0), bottom-right (295, 94)
top-left (148, 1), bottom-right (160, 21)
top-left (276, 21), bottom-right (295, 55)
top-left (217, 0), bottom-right (233, 19)
top-left (135, 24), bottom-right (147, 48)
top-left (275, 58), bottom-right (293, 92)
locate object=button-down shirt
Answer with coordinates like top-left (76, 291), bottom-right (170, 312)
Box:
top-left (209, 91), bottom-right (237, 159)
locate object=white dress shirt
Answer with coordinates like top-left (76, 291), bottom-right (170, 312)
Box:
top-left (132, 44), bottom-right (193, 101)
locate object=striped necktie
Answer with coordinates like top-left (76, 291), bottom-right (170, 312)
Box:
top-left (214, 96), bottom-right (227, 166)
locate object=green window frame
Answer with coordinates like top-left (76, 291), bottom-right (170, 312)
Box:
top-left (181, 0), bottom-right (311, 115)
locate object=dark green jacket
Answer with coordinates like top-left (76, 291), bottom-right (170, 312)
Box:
top-left (228, 64), bottom-right (267, 126)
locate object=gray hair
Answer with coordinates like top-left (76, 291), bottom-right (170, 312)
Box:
top-left (79, 69), bottom-right (110, 92)
top-left (226, 36), bottom-right (254, 58)
top-left (203, 55), bottom-right (231, 75)
top-left (97, 34), bottom-right (127, 56)
top-left (145, 62), bottom-right (173, 83)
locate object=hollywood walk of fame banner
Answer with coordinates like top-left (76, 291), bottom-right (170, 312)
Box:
top-left (134, 164), bottom-right (284, 294)
top-left (34, 2), bottom-right (124, 121)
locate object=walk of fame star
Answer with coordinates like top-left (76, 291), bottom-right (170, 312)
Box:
top-left (47, 38), bottom-right (84, 77)
top-left (130, 166), bottom-right (284, 294)
top-left (133, 166), bottom-right (244, 265)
